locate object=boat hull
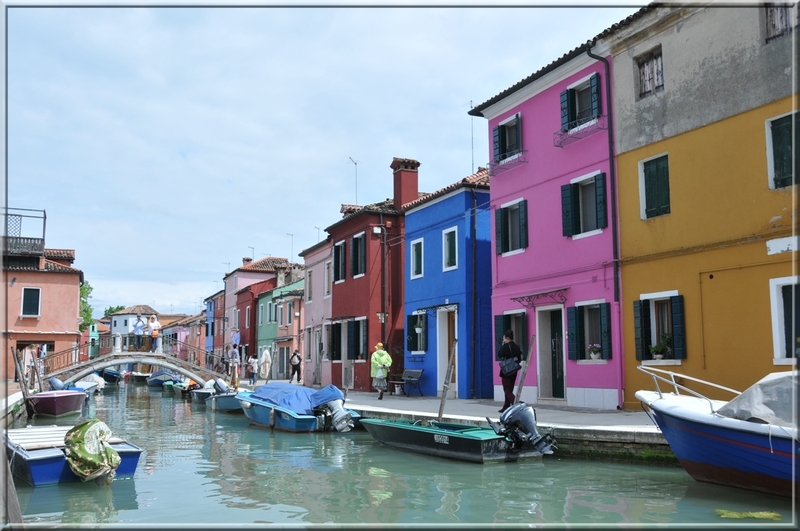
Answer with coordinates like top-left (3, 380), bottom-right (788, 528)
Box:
top-left (146, 371), bottom-right (176, 387)
top-left (26, 391), bottom-right (87, 417)
top-left (360, 419), bottom-right (544, 463)
top-left (241, 401), bottom-right (320, 432)
top-left (101, 369), bottom-right (121, 384)
top-left (206, 393), bottom-right (242, 412)
top-left (6, 427), bottom-right (143, 487)
top-left (190, 388), bottom-right (215, 403)
top-left (636, 390), bottom-right (798, 497)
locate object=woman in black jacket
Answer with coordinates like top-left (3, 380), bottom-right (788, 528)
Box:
top-left (497, 329), bottom-right (522, 413)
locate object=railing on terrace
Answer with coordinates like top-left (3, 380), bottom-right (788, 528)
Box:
top-left (3, 207), bottom-right (46, 255)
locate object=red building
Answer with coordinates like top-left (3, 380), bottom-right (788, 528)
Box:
top-left (324, 157), bottom-right (420, 392)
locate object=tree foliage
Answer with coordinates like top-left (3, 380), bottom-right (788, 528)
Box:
top-left (79, 281), bottom-right (94, 332)
top-left (104, 305), bottom-right (125, 317)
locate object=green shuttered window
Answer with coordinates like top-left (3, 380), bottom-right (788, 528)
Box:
top-left (561, 173), bottom-right (607, 237)
top-left (495, 200), bottom-right (528, 254)
top-left (643, 155), bottom-right (670, 218)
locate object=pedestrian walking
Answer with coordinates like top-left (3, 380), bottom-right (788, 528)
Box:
top-left (289, 350), bottom-right (302, 383)
top-left (370, 342), bottom-right (392, 400)
top-left (497, 329), bottom-right (523, 413)
top-left (227, 344), bottom-right (241, 387)
top-left (246, 355), bottom-right (258, 386)
top-left (147, 315), bottom-right (161, 353)
top-left (132, 314), bottom-right (146, 351)
top-left (259, 348), bottom-right (272, 383)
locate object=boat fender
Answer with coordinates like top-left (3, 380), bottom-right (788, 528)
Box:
top-left (241, 401), bottom-right (252, 409)
top-left (269, 408), bottom-right (276, 429)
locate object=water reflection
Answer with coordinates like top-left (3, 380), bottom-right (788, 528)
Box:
top-left (10, 383), bottom-right (795, 526)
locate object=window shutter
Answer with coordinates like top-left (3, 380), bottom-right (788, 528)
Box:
top-left (656, 157), bottom-right (671, 216)
top-left (514, 115), bottom-right (522, 156)
top-left (362, 319), bottom-right (369, 357)
top-left (495, 208), bottom-right (508, 254)
top-left (519, 313), bottom-right (528, 358)
top-left (406, 314), bottom-right (418, 352)
top-left (772, 115), bottom-right (793, 188)
top-left (494, 315), bottom-right (505, 358)
top-left (22, 288), bottom-right (40, 316)
top-left (447, 232), bottom-right (456, 267)
top-left (566, 306), bottom-right (579, 360)
top-left (633, 300), bottom-right (650, 360)
top-left (590, 73), bottom-right (601, 118)
top-left (414, 243), bottom-right (422, 275)
top-left (418, 314), bottom-right (427, 351)
top-left (493, 126), bottom-right (501, 162)
top-left (781, 284), bottom-right (797, 358)
top-left (670, 295), bottom-right (686, 360)
top-left (600, 302), bottom-right (611, 360)
top-left (561, 184), bottom-right (574, 237)
top-left (518, 200), bottom-right (529, 249)
top-left (350, 238), bottom-right (356, 277)
top-left (644, 162), bottom-right (659, 218)
top-left (347, 320), bottom-right (357, 360)
top-left (359, 238), bottom-right (366, 274)
top-left (595, 172), bottom-right (607, 229)
top-left (559, 90), bottom-right (570, 131)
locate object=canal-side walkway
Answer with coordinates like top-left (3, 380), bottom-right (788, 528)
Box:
top-left (2, 379), bottom-right (674, 462)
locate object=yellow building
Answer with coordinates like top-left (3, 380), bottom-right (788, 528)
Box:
top-left (600, 5), bottom-right (796, 407)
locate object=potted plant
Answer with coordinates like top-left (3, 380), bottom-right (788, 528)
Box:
top-left (587, 344), bottom-right (602, 360)
top-left (649, 333), bottom-right (672, 360)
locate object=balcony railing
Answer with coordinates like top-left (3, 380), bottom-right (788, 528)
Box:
top-left (3, 236), bottom-right (45, 256)
top-left (488, 150), bottom-right (529, 176)
top-left (553, 114), bottom-right (607, 148)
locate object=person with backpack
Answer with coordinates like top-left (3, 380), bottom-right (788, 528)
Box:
top-left (289, 350), bottom-right (302, 384)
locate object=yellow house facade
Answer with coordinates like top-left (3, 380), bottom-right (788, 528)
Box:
top-left (600, 5), bottom-right (797, 408)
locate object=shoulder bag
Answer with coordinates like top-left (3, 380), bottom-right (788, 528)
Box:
top-left (499, 357), bottom-right (521, 377)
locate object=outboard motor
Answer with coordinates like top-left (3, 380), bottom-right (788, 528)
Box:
top-left (49, 377), bottom-right (65, 391)
top-left (489, 402), bottom-right (556, 455)
top-left (213, 378), bottom-right (229, 394)
top-left (315, 399), bottom-right (355, 432)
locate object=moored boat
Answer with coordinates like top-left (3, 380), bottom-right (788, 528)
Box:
top-left (635, 366), bottom-right (798, 498)
top-left (101, 368), bottom-right (121, 384)
top-left (205, 379), bottom-right (243, 412)
top-left (360, 402), bottom-right (556, 463)
top-left (190, 381), bottom-right (216, 403)
top-left (236, 382), bottom-right (359, 432)
top-left (146, 370), bottom-right (179, 387)
top-left (173, 379), bottom-right (199, 398)
top-left (75, 373), bottom-right (106, 394)
top-left (25, 390), bottom-right (87, 418)
top-left (129, 372), bottom-right (151, 384)
top-left (5, 422), bottom-right (143, 487)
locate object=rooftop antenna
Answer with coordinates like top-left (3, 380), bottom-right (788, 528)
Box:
top-left (314, 226), bottom-right (321, 242)
top-left (348, 157), bottom-right (358, 205)
top-left (248, 246), bottom-right (254, 259)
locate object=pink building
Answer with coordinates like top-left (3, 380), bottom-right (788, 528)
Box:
top-left (470, 41), bottom-right (623, 409)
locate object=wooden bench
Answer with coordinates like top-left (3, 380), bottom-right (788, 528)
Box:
top-left (388, 369), bottom-right (424, 396)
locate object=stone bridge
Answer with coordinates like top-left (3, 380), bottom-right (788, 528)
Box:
top-left (44, 352), bottom-right (225, 387)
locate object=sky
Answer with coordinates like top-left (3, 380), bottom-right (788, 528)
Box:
top-left (3, 1), bottom-right (644, 319)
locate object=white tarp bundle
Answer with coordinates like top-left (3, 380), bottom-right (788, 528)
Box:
top-left (716, 371), bottom-right (797, 428)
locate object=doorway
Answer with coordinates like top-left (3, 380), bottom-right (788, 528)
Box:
top-left (536, 306), bottom-right (565, 399)
top-left (437, 309), bottom-right (457, 398)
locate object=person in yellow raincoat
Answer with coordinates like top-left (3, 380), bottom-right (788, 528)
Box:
top-left (370, 342), bottom-right (392, 400)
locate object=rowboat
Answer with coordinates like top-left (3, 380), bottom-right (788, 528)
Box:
top-left (235, 382), bottom-right (359, 432)
top-left (25, 390), bottom-right (87, 418)
top-left (360, 402), bottom-right (556, 463)
top-left (635, 366), bottom-right (798, 497)
top-left (5, 422), bottom-right (143, 487)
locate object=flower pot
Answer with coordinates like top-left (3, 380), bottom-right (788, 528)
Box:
top-left (394, 384), bottom-right (403, 395)
top-left (652, 354), bottom-right (664, 360)
top-left (589, 352), bottom-right (601, 360)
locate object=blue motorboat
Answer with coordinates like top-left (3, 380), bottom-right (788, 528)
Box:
top-left (146, 370), bottom-right (179, 387)
top-left (204, 379), bottom-right (243, 412)
top-left (236, 382), bottom-right (359, 432)
top-left (101, 368), bottom-right (121, 384)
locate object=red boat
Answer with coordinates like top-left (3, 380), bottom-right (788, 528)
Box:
top-left (25, 390), bottom-right (87, 417)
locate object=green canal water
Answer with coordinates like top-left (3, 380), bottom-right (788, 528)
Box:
top-left (10, 382), bottom-right (796, 527)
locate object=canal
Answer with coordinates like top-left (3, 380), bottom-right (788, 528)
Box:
top-left (10, 383), bottom-right (795, 526)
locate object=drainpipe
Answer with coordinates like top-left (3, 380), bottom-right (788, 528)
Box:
top-left (380, 214), bottom-right (387, 344)
top-left (470, 188), bottom-right (478, 399)
top-left (587, 40), bottom-right (624, 409)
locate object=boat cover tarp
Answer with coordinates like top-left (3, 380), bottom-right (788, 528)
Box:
top-left (716, 371), bottom-right (797, 428)
top-left (251, 382), bottom-right (345, 415)
top-left (64, 419), bottom-right (121, 484)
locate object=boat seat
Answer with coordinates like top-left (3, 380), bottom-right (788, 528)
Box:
top-left (389, 369), bottom-right (424, 396)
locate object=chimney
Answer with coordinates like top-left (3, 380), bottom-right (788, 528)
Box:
top-left (390, 157), bottom-right (420, 210)
top-left (242, 257), bottom-right (252, 265)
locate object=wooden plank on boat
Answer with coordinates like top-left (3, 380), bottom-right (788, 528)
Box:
top-left (6, 426), bottom-right (125, 450)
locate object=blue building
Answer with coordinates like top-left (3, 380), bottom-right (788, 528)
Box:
top-left (402, 167), bottom-right (493, 398)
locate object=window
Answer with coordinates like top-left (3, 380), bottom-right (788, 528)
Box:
top-left (410, 238), bottom-right (423, 279)
top-left (21, 287), bottom-right (41, 317)
top-left (278, 304), bottom-right (284, 326)
top-left (770, 276), bottom-right (798, 360)
top-left (567, 302), bottom-right (611, 360)
top-left (638, 48), bottom-right (663, 98)
top-left (333, 241), bottom-right (346, 282)
top-left (306, 270), bottom-right (313, 302)
top-left (495, 200), bottom-right (528, 254)
top-left (640, 155), bottom-right (670, 219)
top-left (443, 228), bottom-right (457, 271)
top-left (560, 73), bottom-right (601, 131)
top-left (562, 172), bottom-right (607, 237)
top-left (766, 3), bottom-right (798, 40)
top-left (633, 292), bottom-right (685, 360)
top-left (347, 319), bottom-right (368, 360)
top-left (768, 113), bottom-right (797, 189)
top-left (493, 113), bottom-right (521, 163)
top-left (245, 307), bottom-right (250, 329)
top-left (267, 302), bottom-right (273, 323)
top-left (324, 261), bottom-right (332, 296)
top-left (407, 313), bottom-right (428, 352)
top-left (351, 232), bottom-right (366, 277)
top-left (287, 302), bottom-right (294, 325)
top-left (258, 304), bottom-right (263, 326)
top-left (235, 309), bottom-right (240, 329)
top-left (494, 312), bottom-right (528, 356)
